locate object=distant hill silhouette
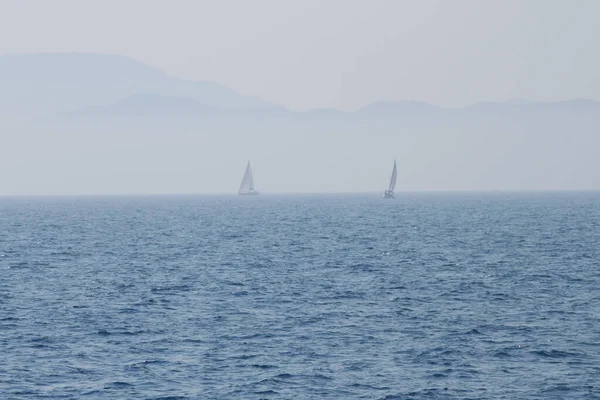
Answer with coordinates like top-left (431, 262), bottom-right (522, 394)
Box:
top-left (0, 53), bottom-right (598, 193)
top-left (2, 52), bottom-right (599, 122)
top-left (66, 94), bottom-right (217, 117)
top-left (63, 97), bottom-right (600, 122)
top-left (0, 53), bottom-right (280, 116)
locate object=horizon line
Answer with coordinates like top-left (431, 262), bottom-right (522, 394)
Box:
top-left (1, 189), bottom-right (599, 198)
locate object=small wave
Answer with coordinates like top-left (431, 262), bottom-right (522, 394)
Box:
top-left (98, 329), bottom-right (143, 336)
top-left (350, 383), bottom-right (391, 390)
top-left (103, 381), bottom-right (133, 389)
top-left (531, 349), bottom-right (584, 358)
top-left (490, 347), bottom-right (523, 358)
top-left (331, 290), bottom-right (366, 299)
top-left (81, 390), bottom-right (102, 396)
top-left (30, 335), bottom-right (52, 342)
top-left (236, 333), bottom-right (275, 340)
top-left (182, 338), bottom-right (206, 344)
top-left (467, 328), bottom-right (483, 335)
top-left (540, 384), bottom-right (574, 394)
top-left (134, 298), bottom-right (157, 306)
top-left (384, 388), bottom-right (450, 399)
top-left (126, 359), bottom-right (167, 369)
top-left (254, 389), bottom-right (278, 395)
top-left (389, 285), bottom-right (406, 290)
top-left (31, 261), bottom-right (51, 267)
top-left (223, 280), bottom-right (245, 287)
top-left (118, 329), bottom-right (148, 336)
top-left (429, 368), bottom-right (453, 378)
top-left (150, 285), bottom-right (192, 294)
top-left (9, 262), bottom-right (29, 269)
top-left (349, 263), bottom-right (377, 272)
top-left (231, 354), bottom-right (258, 360)
top-left (306, 373), bottom-right (333, 381)
top-left (116, 283), bottom-right (136, 289)
top-left (118, 307), bottom-right (140, 314)
top-left (250, 364), bottom-right (278, 369)
top-left (66, 365), bottom-right (92, 374)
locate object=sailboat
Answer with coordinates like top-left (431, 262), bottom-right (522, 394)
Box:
top-left (383, 159), bottom-right (397, 199)
top-left (238, 161), bottom-right (260, 195)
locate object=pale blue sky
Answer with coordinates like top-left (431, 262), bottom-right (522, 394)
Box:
top-left (1, 0), bottom-right (599, 111)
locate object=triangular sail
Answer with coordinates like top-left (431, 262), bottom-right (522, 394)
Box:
top-left (238, 161), bottom-right (255, 194)
top-left (388, 160), bottom-right (397, 192)
top-left (247, 163), bottom-right (255, 191)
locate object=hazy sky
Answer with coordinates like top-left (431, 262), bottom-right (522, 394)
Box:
top-left (1, 0), bottom-right (599, 111)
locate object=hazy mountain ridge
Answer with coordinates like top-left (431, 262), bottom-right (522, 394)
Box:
top-left (0, 53), bottom-right (280, 116)
top-left (1, 52), bottom-right (598, 193)
top-left (61, 96), bottom-right (600, 121)
top-left (66, 94), bottom-right (217, 117)
top-left (1, 53), bottom-right (599, 121)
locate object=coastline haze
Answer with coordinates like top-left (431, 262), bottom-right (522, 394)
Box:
top-left (0, 1), bottom-right (599, 194)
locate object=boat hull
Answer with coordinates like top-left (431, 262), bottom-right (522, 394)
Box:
top-left (383, 190), bottom-right (394, 199)
top-left (238, 191), bottom-right (260, 196)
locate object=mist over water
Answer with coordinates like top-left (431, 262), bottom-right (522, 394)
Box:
top-left (1, 193), bottom-right (599, 399)
top-left (2, 108), bottom-right (599, 195)
top-left (1, 52), bottom-right (600, 195)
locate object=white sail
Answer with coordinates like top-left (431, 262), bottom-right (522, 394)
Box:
top-left (388, 159), bottom-right (397, 192)
top-left (238, 161), bottom-right (259, 195)
top-left (383, 159), bottom-right (396, 198)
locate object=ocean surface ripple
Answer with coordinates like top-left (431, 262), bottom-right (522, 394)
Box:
top-left (1, 193), bottom-right (599, 399)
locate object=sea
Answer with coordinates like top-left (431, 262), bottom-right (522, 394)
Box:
top-left (1, 192), bottom-right (599, 399)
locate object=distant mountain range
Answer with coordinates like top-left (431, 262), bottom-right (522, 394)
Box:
top-left (0, 53), bottom-right (281, 117)
top-left (1, 52), bottom-right (599, 120)
top-left (1, 53), bottom-right (598, 193)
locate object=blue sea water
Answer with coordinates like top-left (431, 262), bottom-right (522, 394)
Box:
top-left (1, 193), bottom-right (599, 399)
